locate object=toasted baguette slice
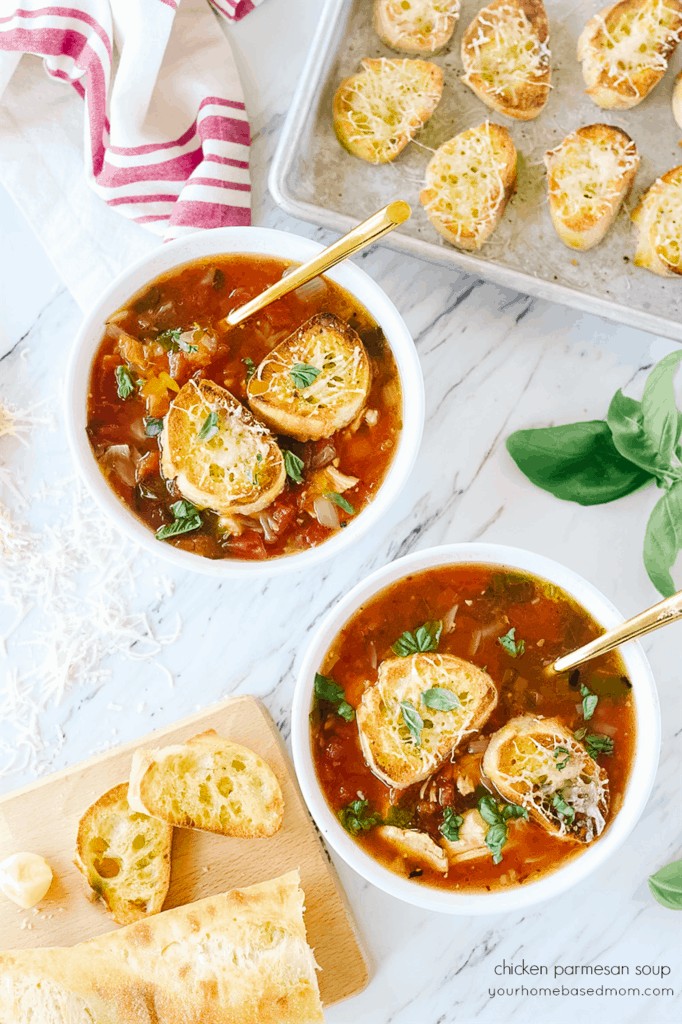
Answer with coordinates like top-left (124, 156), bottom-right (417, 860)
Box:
top-left (160, 378), bottom-right (285, 516)
top-left (578, 0), bottom-right (682, 110)
top-left (674, 69), bottom-right (682, 127)
top-left (420, 122), bottom-right (517, 250)
top-left (247, 313), bottom-right (371, 441)
top-left (74, 784), bottom-right (172, 926)
top-left (373, 0), bottom-right (460, 54)
top-left (0, 872), bottom-right (323, 1024)
top-left (128, 730), bottom-right (284, 838)
top-left (357, 653), bottom-right (498, 789)
top-left (333, 57), bottom-right (443, 163)
top-left (376, 826), bottom-right (449, 873)
top-left (544, 124), bottom-right (639, 250)
top-left (483, 715), bottom-right (610, 843)
top-left (632, 164), bottom-right (682, 275)
top-left (461, 0), bottom-right (551, 120)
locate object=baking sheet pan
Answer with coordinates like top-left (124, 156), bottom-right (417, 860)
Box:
top-left (270, 0), bottom-right (682, 340)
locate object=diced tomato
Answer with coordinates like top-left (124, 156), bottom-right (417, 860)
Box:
top-left (227, 531), bottom-right (268, 560)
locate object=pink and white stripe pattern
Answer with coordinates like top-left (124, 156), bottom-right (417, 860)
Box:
top-left (0, 0), bottom-right (264, 238)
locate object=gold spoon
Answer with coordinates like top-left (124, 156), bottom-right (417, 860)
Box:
top-left (552, 588), bottom-right (682, 674)
top-left (222, 200), bottom-right (411, 328)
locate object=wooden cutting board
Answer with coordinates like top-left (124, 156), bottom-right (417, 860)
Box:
top-left (0, 695), bottom-right (371, 1007)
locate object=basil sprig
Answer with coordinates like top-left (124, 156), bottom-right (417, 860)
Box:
top-left (439, 807), bottom-right (464, 842)
top-left (498, 627), bottom-right (525, 658)
top-left (506, 351), bottom-right (682, 596)
top-left (155, 499), bottom-right (202, 541)
top-left (478, 794), bottom-right (528, 864)
top-left (338, 798), bottom-right (381, 836)
top-left (392, 620), bottom-right (443, 657)
top-left (648, 859), bottom-right (682, 910)
top-left (314, 672), bottom-right (354, 722)
top-left (284, 450), bottom-right (304, 484)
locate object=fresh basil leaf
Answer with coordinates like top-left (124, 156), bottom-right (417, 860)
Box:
top-left (399, 700), bottom-right (423, 746)
top-left (156, 327), bottom-right (183, 351)
top-left (554, 746), bottom-right (571, 771)
top-left (422, 686), bottom-right (460, 711)
top-left (643, 480), bottom-right (682, 597)
top-left (498, 627), bottom-right (525, 658)
top-left (641, 350), bottom-right (682, 475)
top-left (477, 794), bottom-right (502, 826)
top-left (385, 804), bottom-right (414, 829)
top-left (290, 363), bottom-right (321, 389)
top-left (242, 356), bottom-right (256, 382)
top-left (580, 683), bottom-right (598, 721)
top-left (501, 802), bottom-right (528, 821)
top-left (552, 792), bottom-right (575, 824)
top-left (144, 416), bottom-right (163, 437)
top-left (155, 512), bottom-right (201, 540)
top-left (284, 450), bottom-right (304, 484)
top-left (338, 798), bottom-right (380, 836)
top-left (115, 364), bottom-right (136, 400)
top-left (648, 859), bottom-right (682, 910)
top-left (439, 807), bottom-right (464, 842)
top-left (337, 700), bottom-right (355, 723)
top-left (573, 727), bottom-right (587, 741)
top-left (485, 822), bottom-right (508, 864)
top-left (170, 499), bottom-right (198, 519)
top-left (197, 410), bottom-right (219, 441)
top-left (507, 421), bottom-right (652, 506)
top-left (391, 620), bottom-right (442, 657)
top-left (324, 490), bottom-right (355, 516)
top-left (583, 733), bottom-right (614, 758)
top-left (314, 673), bottom-right (355, 722)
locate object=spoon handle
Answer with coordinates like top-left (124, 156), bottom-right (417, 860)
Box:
top-left (552, 589), bottom-right (682, 673)
top-left (223, 201), bottom-right (411, 328)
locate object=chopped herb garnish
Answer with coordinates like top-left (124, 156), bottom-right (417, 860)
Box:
top-left (580, 683), bottom-right (598, 721)
top-left (198, 410), bottom-right (219, 441)
top-left (399, 699), bottom-right (423, 746)
top-left (391, 620), bottom-right (443, 657)
top-left (498, 627), bottom-right (526, 658)
top-left (242, 356), bottom-right (256, 382)
top-left (155, 499), bottom-right (202, 541)
top-left (115, 364), bottom-right (136, 400)
top-left (553, 746), bottom-right (571, 771)
top-left (338, 798), bottom-right (380, 836)
top-left (324, 490), bottom-right (355, 516)
top-left (422, 686), bottom-right (460, 712)
top-left (439, 807), bottom-right (464, 842)
top-left (384, 805), bottom-right (414, 829)
top-left (284, 450), bottom-right (304, 484)
top-left (583, 733), bottom-right (614, 758)
top-left (573, 727), bottom-right (587, 741)
top-left (477, 794), bottom-right (528, 864)
top-left (552, 791), bottom-right (576, 824)
top-left (290, 363), bottom-right (321, 389)
top-left (313, 672), bottom-right (354, 722)
top-left (144, 416), bottom-right (164, 437)
top-left (156, 327), bottom-right (197, 354)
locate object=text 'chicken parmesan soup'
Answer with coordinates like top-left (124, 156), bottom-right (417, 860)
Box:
top-left (310, 564), bottom-right (636, 892)
top-left (86, 255), bottom-right (402, 560)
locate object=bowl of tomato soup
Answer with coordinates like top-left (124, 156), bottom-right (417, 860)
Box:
top-left (66, 228), bottom-right (423, 576)
top-left (292, 543), bottom-right (659, 913)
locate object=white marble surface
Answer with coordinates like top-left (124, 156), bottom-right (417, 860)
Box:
top-left (0, 2), bottom-right (681, 1022)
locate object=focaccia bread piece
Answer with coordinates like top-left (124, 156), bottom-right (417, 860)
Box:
top-left (0, 872), bottom-right (323, 1024)
top-left (544, 124), bottom-right (639, 250)
top-left (160, 378), bottom-right (285, 516)
top-left (128, 729), bottom-right (284, 838)
top-left (356, 653), bottom-right (498, 788)
top-left (632, 164), bottom-right (682, 275)
top-left (74, 784), bottom-right (172, 925)
top-left (420, 122), bottom-right (517, 250)
top-left (247, 313), bottom-right (371, 442)
top-left (483, 715), bottom-right (610, 843)
top-left (461, 0), bottom-right (551, 120)
top-left (373, 0), bottom-right (461, 54)
top-left (577, 0), bottom-right (682, 110)
top-left (333, 57), bottom-right (443, 163)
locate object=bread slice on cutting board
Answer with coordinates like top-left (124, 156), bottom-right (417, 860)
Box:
top-left (461, 0), bottom-right (551, 120)
top-left (333, 57), bottom-right (443, 163)
top-left (544, 124), bottom-right (640, 250)
top-left (74, 783), bottom-right (172, 925)
top-left (483, 715), bottom-right (610, 843)
top-left (127, 729), bottom-right (284, 838)
top-left (420, 122), bottom-right (517, 250)
top-left (356, 653), bottom-right (498, 789)
top-left (373, 0), bottom-right (461, 55)
top-left (0, 872), bottom-right (323, 1024)
top-left (247, 313), bottom-right (371, 442)
top-left (160, 378), bottom-right (285, 516)
top-left (577, 0), bottom-right (682, 110)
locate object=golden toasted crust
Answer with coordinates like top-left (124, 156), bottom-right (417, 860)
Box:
top-left (160, 378), bottom-right (285, 516)
top-left (632, 164), bottom-right (682, 275)
top-left (0, 872), bottom-right (324, 1024)
top-left (333, 57), bottom-right (443, 163)
top-left (483, 715), bottom-right (610, 843)
top-left (74, 784), bottom-right (172, 926)
top-left (420, 122), bottom-right (517, 250)
top-left (247, 313), bottom-right (371, 442)
top-left (373, 0), bottom-right (460, 55)
top-left (544, 124), bottom-right (640, 250)
top-left (673, 68), bottom-right (682, 128)
top-left (577, 0), bottom-right (682, 110)
top-left (356, 653), bottom-right (498, 789)
top-left (127, 730), bottom-right (284, 838)
top-left (461, 0), bottom-right (551, 120)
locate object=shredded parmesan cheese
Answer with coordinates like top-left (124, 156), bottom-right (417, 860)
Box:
top-left (463, 3), bottom-right (551, 102)
top-left (378, 0), bottom-right (461, 49)
top-left (546, 130), bottom-right (639, 220)
top-left (592, 0), bottom-right (682, 97)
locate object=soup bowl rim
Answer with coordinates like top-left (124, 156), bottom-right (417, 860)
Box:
top-left (65, 226), bottom-right (424, 577)
top-left (292, 541), bottom-right (660, 915)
